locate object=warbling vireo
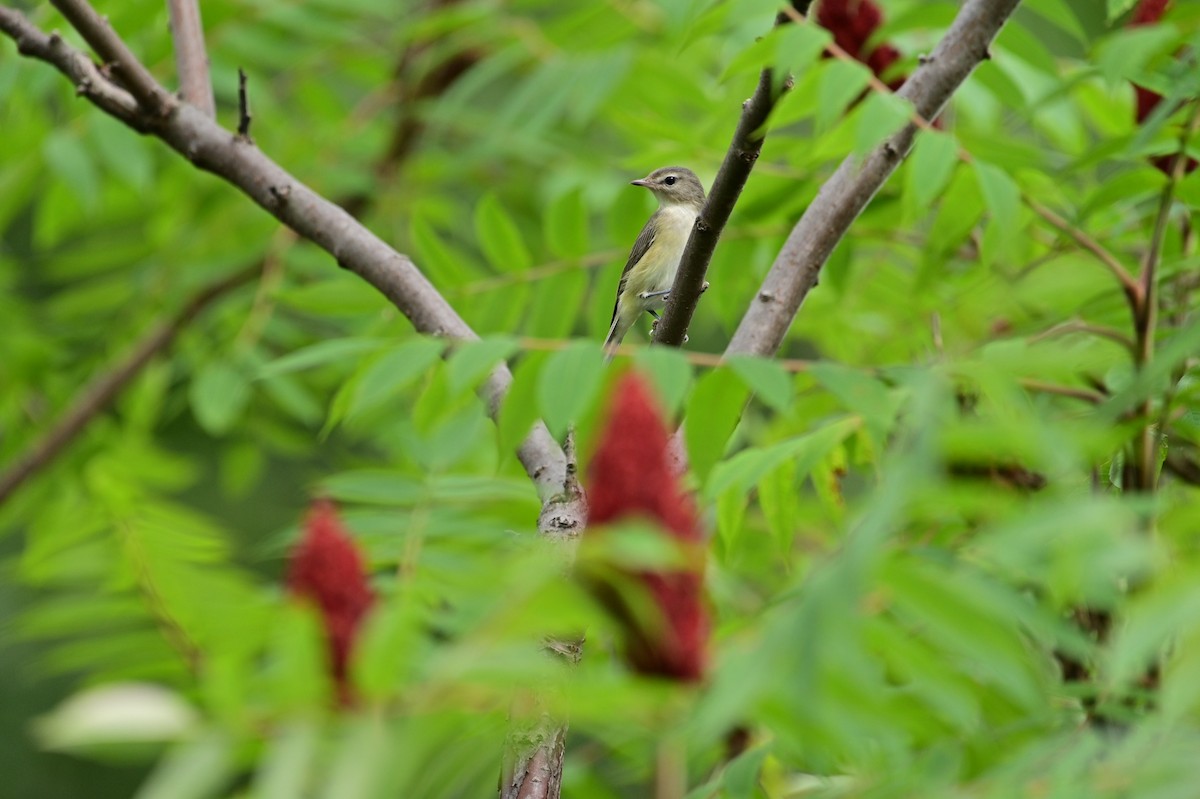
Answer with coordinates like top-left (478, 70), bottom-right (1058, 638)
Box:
top-left (604, 166), bottom-right (706, 359)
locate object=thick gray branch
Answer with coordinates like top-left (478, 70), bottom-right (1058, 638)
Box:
top-left (0, 5), bottom-right (571, 509)
top-left (726, 0), bottom-right (1023, 357)
top-left (166, 0), bottom-right (214, 117)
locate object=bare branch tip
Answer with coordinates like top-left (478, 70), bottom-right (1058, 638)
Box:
top-left (236, 67), bottom-right (252, 138)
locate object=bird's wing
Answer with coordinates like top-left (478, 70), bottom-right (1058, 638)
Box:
top-left (609, 215), bottom-right (658, 329)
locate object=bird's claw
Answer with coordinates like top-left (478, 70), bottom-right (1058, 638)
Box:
top-left (700, 281), bottom-right (710, 294)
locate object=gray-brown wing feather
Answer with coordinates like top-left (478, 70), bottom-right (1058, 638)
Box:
top-left (609, 215), bottom-right (658, 329)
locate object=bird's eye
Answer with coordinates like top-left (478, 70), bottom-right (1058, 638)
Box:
top-left (663, 176), bottom-right (677, 186)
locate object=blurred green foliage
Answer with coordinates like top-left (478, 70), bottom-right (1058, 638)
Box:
top-left (2, 0), bottom-right (1200, 797)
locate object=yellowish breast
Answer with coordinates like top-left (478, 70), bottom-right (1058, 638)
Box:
top-left (624, 204), bottom-right (699, 302)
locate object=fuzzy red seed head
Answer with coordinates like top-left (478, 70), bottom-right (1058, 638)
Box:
top-left (287, 499), bottom-right (375, 702)
top-left (585, 373), bottom-right (709, 682)
top-left (817, 0), bottom-right (904, 87)
top-left (1130, 0), bottom-right (1170, 25)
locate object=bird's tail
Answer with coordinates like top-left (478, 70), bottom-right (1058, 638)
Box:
top-left (603, 310), bottom-right (630, 363)
top-left (603, 318), bottom-right (622, 363)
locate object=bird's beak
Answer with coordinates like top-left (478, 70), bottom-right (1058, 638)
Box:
top-left (630, 178), bottom-right (650, 187)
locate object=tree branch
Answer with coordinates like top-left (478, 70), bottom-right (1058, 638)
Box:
top-left (652, 0), bottom-right (813, 347)
top-left (1027, 319), bottom-right (1137, 355)
top-left (48, 0), bottom-right (175, 116)
top-left (1024, 198), bottom-right (1141, 303)
top-left (0, 266), bottom-right (259, 506)
top-left (725, 0), bottom-right (1024, 358)
top-left (0, 4), bottom-right (572, 508)
top-left (1133, 98), bottom-right (1200, 492)
top-left (165, 0), bottom-right (214, 117)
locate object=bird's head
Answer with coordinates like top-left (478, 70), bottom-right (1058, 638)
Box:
top-left (631, 166), bottom-right (705, 209)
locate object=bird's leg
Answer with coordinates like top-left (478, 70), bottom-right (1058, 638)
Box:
top-left (638, 281), bottom-right (709, 302)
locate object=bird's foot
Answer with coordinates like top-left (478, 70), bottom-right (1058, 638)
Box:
top-left (637, 289), bottom-right (671, 300)
top-left (700, 280), bottom-right (710, 294)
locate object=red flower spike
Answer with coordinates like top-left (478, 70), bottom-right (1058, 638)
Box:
top-left (287, 498), bottom-right (375, 704)
top-left (1131, 0), bottom-right (1170, 25)
top-left (586, 373), bottom-right (709, 682)
top-left (817, 0), bottom-right (904, 89)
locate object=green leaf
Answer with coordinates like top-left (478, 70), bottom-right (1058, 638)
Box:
top-left (537, 341), bottom-right (606, 437)
top-left (544, 187), bottom-right (590, 258)
top-left (43, 130), bottom-right (99, 210)
top-left (253, 722), bottom-right (319, 799)
top-left (446, 336), bottom-right (519, 395)
top-left (1106, 0), bottom-right (1141, 23)
top-left (1094, 25), bottom-right (1179, 85)
top-left (134, 730), bottom-right (234, 799)
top-left (706, 417), bottom-right (859, 499)
top-left (343, 337), bottom-right (447, 423)
top-left (410, 212), bottom-right (476, 288)
top-left (776, 22), bottom-right (832, 82)
top-left (728, 355), bottom-right (794, 411)
top-left (816, 58), bottom-right (870, 133)
top-left (321, 470), bottom-right (425, 505)
top-left (884, 556), bottom-right (1048, 711)
top-left (474, 192), bottom-right (532, 273)
top-left (721, 744), bottom-right (771, 799)
top-left (925, 166), bottom-right (983, 257)
top-left (904, 132), bottom-right (960, 221)
top-left (527, 269), bottom-right (588, 338)
top-left (809, 363), bottom-right (899, 447)
top-left (317, 717), bottom-right (389, 799)
top-left (972, 159), bottom-right (1022, 266)
top-left (685, 368), bottom-right (749, 485)
top-left (854, 92), bottom-right (911, 158)
top-left (257, 338), bottom-right (385, 379)
top-left (1107, 570), bottom-right (1200, 690)
top-left (714, 482), bottom-right (749, 555)
top-left (632, 347), bottom-right (694, 418)
top-left (758, 458), bottom-right (802, 550)
top-left (722, 20), bottom-right (829, 85)
top-left (190, 361), bottom-right (252, 436)
top-left (499, 352), bottom-right (547, 454)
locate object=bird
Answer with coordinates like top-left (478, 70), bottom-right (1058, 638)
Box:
top-left (604, 166), bottom-right (706, 360)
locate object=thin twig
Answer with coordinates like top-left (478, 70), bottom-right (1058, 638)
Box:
top-left (1018, 379), bottom-right (1107, 405)
top-left (165, 0), bottom-right (214, 117)
top-left (1134, 98), bottom-right (1200, 491)
top-left (1027, 319), bottom-right (1137, 355)
top-left (652, 0), bottom-right (813, 347)
top-left (0, 267), bottom-right (259, 506)
top-left (48, 0), bottom-right (174, 115)
top-left (1024, 198), bottom-right (1141, 303)
top-left (237, 67), bottom-right (251, 139)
